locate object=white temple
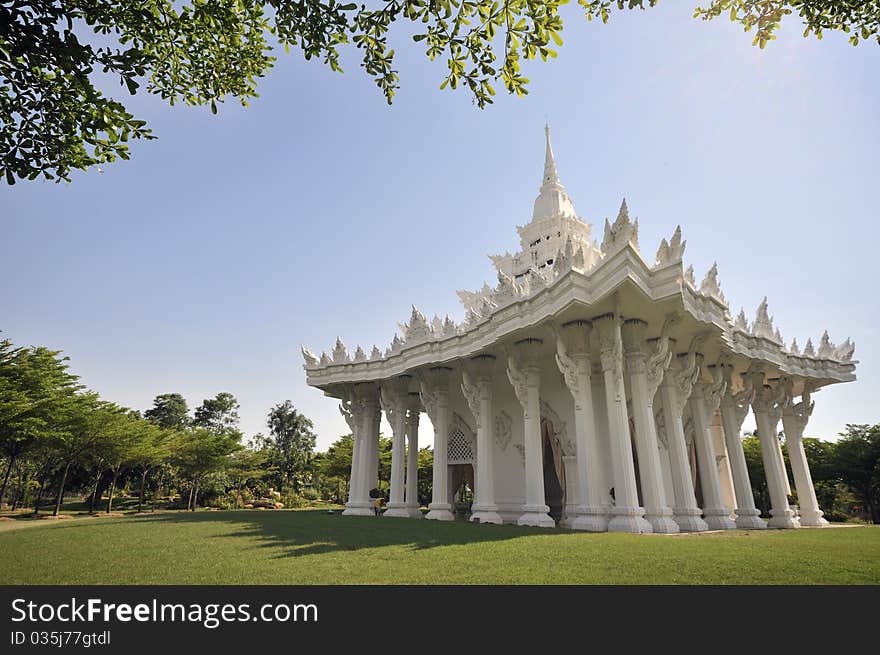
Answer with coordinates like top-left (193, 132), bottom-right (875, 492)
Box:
top-left (301, 126), bottom-right (857, 533)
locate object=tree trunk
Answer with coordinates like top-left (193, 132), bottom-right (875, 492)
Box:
top-left (106, 467), bottom-right (119, 513)
top-left (138, 468), bottom-right (150, 513)
top-left (53, 461), bottom-right (71, 516)
top-left (33, 477), bottom-right (45, 515)
top-left (0, 452), bottom-right (17, 508)
top-left (88, 470), bottom-right (104, 513)
top-left (191, 479), bottom-right (200, 511)
top-left (11, 464), bottom-right (25, 511)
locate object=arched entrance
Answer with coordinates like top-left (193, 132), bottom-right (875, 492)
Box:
top-left (447, 412), bottom-right (477, 517)
top-left (541, 417), bottom-right (566, 524)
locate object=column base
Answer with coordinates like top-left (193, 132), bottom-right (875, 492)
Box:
top-left (798, 511), bottom-right (830, 527)
top-left (425, 503), bottom-right (455, 521)
top-left (383, 502), bottom-right (412, 518)
top-left (571, 506), bottom-right (609, 532)
top-left (767, 507), bottom-right (800, 529)
top-left (734, 508), bottom-right (767, 529)
top-left (341, 504), bottom-right (374, 517)
top-left (404, 505), bottom-right (423, 519)
top-left (702, 507), bottom-right (737, 530)
top-left (517, 505), bottom-right (556, 528)
top-left (644, 508), bottom-right (680, 534)
top-left (672, 507), bottom-right (709, 532)
top-left (608, 507), bottom-right (653, 534)
top-left (470, 504), bottom-right (504, 525)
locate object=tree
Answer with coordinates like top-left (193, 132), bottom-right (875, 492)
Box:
top-left (144, 393), bottom-right (190, 430)
top-left (0, 341), bottom-right (81, 506)
top-left (173, 427), bottom-right (242, 510)
top-left (263, 401), bottom-right (317, 493)
top-left (4, 1), bottom-right (877, 184)
top-left (193, 392), bottom-right (240, 434)
top-left (46, 395), bottom-right (126, 516)
top-left (833, 424), bottom-right (880, 524)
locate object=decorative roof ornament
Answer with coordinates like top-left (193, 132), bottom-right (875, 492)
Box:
top-left (803, 338), bottom-right (816, 357)
top-left (492, 271), bottom-right (519, 307)
top-left (527, 268), bottom-right (547, 295)
top-left (835, 338), bottom-right (856, 362)
top-left (430, 315), bottom-right (443, 336)
top-left (390, 333), bottom-right (404, 354)
top-left (319, 351), bottom-right (331, 366)
top-left (332, 337), bottom-right (350, 363)
top-left (773, 327), bottom-right (783, 344)
top-left (735, 308), bottom-right (749, 332)
top-left (353, 346), bottom-right (366, 362)
top-left (572, 244), bottom-right (587, 270)
top-left (699, 262), bottom-right (726, 304)
top-left (301, 345), bottom-right (319, 368)
top-left (443, 315), bottom-right (457, 337)
top-left (654, 225), bottom-right (686, 267)
top-left (817, 330), bottom-right (834, 359)
top-left (789, 338), bottom-right (800, 355)
top-left (532, 123), bottom-right (577, 221)
top-left (752, 297), bottom-right (775, 340)
top-left (404, 306), bottom-right (431, 343)
top-left (370, 345), bottom-right (383, 360)
top-left (601, 198), bottom-right (640, 255)
top-left (684, 264), bottom-right (696, 287)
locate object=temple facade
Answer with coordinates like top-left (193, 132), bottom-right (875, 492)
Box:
top-left (301, 127), bottom-right (857, 533)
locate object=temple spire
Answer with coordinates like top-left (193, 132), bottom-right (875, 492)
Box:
top-left (542, 122), bottom-right (560, 189)
top-left (532, 123), bottom-right (576, 221)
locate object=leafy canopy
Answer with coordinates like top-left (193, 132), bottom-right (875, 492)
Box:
top-left (3, 1), bottom-right (877, 184)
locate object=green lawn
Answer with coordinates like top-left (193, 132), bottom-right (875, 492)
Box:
top-left (1, 509), bottom-right (878, 584)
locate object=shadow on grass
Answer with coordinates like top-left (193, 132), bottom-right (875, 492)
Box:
top-left (125, 509), bottom-right (563, 558)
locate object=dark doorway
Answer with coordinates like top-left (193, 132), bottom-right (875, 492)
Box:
top-left (541, 418), bottom-right (565, 524)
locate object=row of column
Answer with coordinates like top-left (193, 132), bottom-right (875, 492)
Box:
top-left (342, 315), bottom-right (828, 531)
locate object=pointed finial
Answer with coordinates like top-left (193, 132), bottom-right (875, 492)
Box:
top-left (542, 122), bottom-right (559, 188)
top-left (618, 198), bottom-right (629, 222)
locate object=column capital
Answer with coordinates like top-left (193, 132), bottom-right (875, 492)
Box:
top-left (781, 385), bottom-right (815, 440)
top-left (661, 335), bottom-right (703, 417)
top-left (554, 324), bottom-right (591, 398)
top-left (418, 366), bottom-right (451, 426)
top-left (593, 313), bottom-right (623, 376)
top-left (701, 364), bottom-right (728, 414)
top-left (557, 319), bottom-right (592, 357)
top-left (721, 372), bottom-right (755, 430)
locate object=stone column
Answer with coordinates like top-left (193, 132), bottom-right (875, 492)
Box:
top-left (657, 337), bottom-right (709, 532)
top-left (689, 365), bottom-right (736, 530)
top-left (381, 377), bottom-right (412, 518)
top-left (622, 319), bottom-right (679, 533)
top-left (717, 367), bottom-right (765, 529)
top-left (782, 385), bottom-right (829, 527)
top-left (355, 384), bottom-right (380, 509)
top-left (340, 390), bottom-right (371, 516)
top-left (750, 371), bottom-right (799, 529)
top-left (555, 320), bottom-right (608, 532)
top-left (462, 355), bottom-right (503, 524)
top-left (421, 367), bottom-right (455, 521)
top-left (594, 314), bottom-right (651, 533)
top-left (508, 338), bottom-right (555, 527)
top-left (404, 393), bottom-right (423, 518)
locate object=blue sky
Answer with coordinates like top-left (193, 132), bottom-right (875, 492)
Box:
top-left (3, 4), bottom-right (878, 449)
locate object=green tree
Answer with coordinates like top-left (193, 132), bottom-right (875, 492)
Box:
top-left (263, 401), bottom-right (317, 493)
top-left (5, 1), bottom-right (877, 183)
top-left (173, 427), bottom-right (242, 510)
top-left (144, 393), bottom-right (190, 430)
top-left (833, 424), bottom-right (880, 524)
top-left (193, 392), bottom-right (240, 434)
top-left (0, 341), bottom-right (81, 506)
top-left (46, 395), bottom-right (127, 516)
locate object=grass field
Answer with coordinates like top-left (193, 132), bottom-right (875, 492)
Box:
top-left (1, 509), bottom-right (878, 584)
